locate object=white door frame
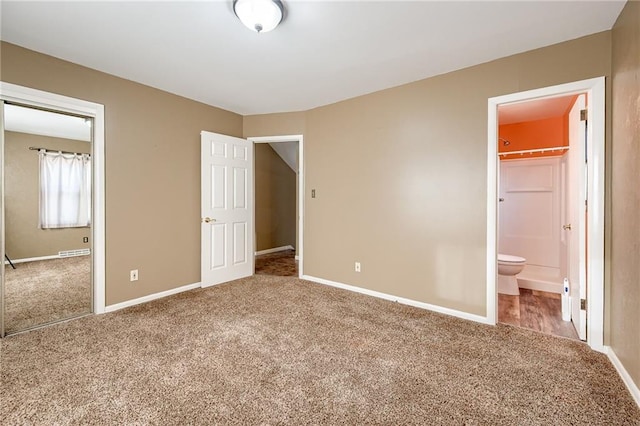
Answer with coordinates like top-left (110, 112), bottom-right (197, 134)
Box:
top-left (248, 135), bottom-right (304, 278)
top-left (486, 77), bottom-right (605, 352)
top-left (0, 82), bottom-right (106, 333)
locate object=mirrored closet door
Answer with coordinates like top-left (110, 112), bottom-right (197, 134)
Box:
top-left (1, 102), bottom-right (93, 335)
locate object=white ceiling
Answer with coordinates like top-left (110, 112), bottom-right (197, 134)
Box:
top-left (0, 1), bottom-right (626, 116)
top-left (4, 104), bottom-right (92, 142)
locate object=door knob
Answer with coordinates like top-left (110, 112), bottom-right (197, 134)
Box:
top-left (563, 224), bottom-right (572, 230)
top-left (202, 217), bottom-right (216, 223)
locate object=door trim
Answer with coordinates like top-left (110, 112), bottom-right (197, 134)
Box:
top-left (0, 82), bottom-right (106, 330)
top-left (248, 135), bottom-right (304, 278)
top-left (486, 77), bottom-right (605, 352)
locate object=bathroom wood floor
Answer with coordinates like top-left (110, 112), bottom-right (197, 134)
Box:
top-left (498, 289), bottom-right (579, 340)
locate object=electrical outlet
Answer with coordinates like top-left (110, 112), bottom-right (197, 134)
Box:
top-left (130, 269), bottom-right (139, 282)
top-left (355, 262), bottom-right (361, 272)
top-left (83, 237), bottom-right (89, 243)
top-left (312, 189), bottom-right (316, 198)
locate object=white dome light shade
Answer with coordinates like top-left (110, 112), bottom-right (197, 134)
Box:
top-left (233, 0), bottom-right (284, 33)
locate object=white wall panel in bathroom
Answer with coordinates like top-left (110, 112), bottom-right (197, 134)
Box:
top-left (499, 157), bottom-right (561, 274)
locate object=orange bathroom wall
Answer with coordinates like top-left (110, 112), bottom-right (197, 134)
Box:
top-left (499, 116), bottom-right (568, 160)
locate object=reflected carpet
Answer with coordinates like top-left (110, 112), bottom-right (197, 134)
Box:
top-left (4, 256), bottom-right (91, 333)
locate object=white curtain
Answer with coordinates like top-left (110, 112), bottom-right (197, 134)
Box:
top-left (39, 149), bottom-right (91, 229)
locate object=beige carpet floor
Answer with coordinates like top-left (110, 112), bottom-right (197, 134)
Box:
top-left (3, 256), bottom-right (91, 333)
top-left (1, 275), bottom-right (638, 425)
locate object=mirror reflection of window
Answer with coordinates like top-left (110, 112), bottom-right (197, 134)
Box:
top-left (39, 149), bottom-right (92, 229)
top-left (2, 103), bottom-right (93, 334)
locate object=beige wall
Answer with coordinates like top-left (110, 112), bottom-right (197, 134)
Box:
top-left (255, 144), bottom-right (297, 251)
top-left (243, 112), bottom-right (306, 139)
top-left (4, 132), bottom-right (91, 259)
top-left (1, 42), bottom-right (243, 305)
top-left (246, 32), bottom-right (612, 316)
top-left (611, 0), bottom-right (640, 390)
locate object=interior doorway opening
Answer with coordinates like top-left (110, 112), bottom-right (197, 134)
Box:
top-left (249, 135), bottom-right (304, 279)
top-left (487, 77), bottom-right (605, 352)
top-left (496, 93), bottom-right (586, 341)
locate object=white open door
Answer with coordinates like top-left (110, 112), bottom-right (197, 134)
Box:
top-left (201, 131), bottom-right (254, 287)
top-left (568, 94), bottom-right (587, 340)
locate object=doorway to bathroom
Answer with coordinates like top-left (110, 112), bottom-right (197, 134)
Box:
top-left (486, 78), bottom-right (605, 352)
top-left (498, 94), bottom-right (583, 341)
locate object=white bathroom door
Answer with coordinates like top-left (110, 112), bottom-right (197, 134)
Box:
top-left (568, 94), bottom-right (587, 340)
top-left (201, 131), bottom-right (254, 287)
top-left (560, 154), bottom-right (569, 285)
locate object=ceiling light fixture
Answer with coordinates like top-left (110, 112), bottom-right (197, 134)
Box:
top-left (233, 0), bottom-right (284, 33)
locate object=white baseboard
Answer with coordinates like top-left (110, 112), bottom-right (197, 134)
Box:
top-left (255, 245), bottom-right (295, 256)
top-left (606, 346), bottom-right (640, 408)
top-left (105, 282), bottom-right (201, 313)
top-left (301, 275), bottom-right (492, 325)
top-left (4, 253), bottom-right (92, 265)
top-left (4, 254), bottom-right (60, 265)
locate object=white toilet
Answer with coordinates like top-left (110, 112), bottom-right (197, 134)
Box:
top-left (497, 254), bottom-right (526, 295)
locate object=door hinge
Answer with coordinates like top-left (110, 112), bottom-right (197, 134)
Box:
top-left (580, 298), bottom-right (587, 310)
top-left (580, 109), bottom-right (588, 121)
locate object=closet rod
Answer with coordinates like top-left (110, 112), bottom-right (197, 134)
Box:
top-left (498, 146), bottom-right (568, 156)
top-left (29, 147), bottom-right (89, 156)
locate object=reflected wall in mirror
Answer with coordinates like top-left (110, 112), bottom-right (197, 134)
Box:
top-left (3, 103), bottom-right (92, 334)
